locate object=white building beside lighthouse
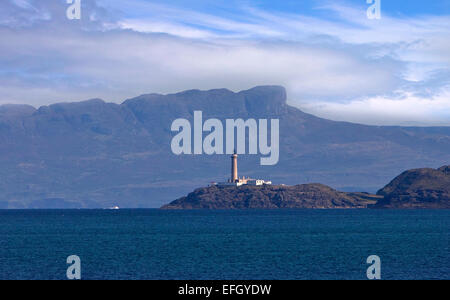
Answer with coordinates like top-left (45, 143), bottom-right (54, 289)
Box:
top-left (216, 151), bottom-right (272, 187)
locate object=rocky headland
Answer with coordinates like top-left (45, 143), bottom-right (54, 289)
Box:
top-left (162, 166), bottom-right (450, 209)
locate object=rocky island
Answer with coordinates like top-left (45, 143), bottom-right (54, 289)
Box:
top-left (162, 165), bottom-right (450, 209)
top-left (162, 184), bottom-right (381, 209)
top-left (374, 165), bottom-right (450, 209)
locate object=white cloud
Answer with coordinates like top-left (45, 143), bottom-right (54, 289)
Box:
top-left (301, 88), bottom-right (450, 126)
top-left (118, 19), bottom-right (216, 39)
top-left (0, 25), bottom-right (403, 106)
top-left (0, 0), bottom-right (449, 126)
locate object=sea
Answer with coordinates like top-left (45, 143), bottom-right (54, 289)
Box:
top-left (0, 209), bottom-right (448, 280)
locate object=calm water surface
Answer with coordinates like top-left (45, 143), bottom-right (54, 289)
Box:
top-left (0, 209), bottom-right (448, 280)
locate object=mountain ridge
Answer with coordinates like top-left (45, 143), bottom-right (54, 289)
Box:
top-left (0, 85), bottom-right (449, 208)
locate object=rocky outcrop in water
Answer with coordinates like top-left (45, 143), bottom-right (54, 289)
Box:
top-left (374, 165), bottom-right (450, 209)
top-left (161, 184), bottom-right (380, 209)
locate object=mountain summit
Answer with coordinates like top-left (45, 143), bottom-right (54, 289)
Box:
top-left (0, 86), bottom-right (450, 208)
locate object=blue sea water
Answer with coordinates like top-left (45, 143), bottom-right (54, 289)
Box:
top-left (0, 209), bottom-right (448, 280)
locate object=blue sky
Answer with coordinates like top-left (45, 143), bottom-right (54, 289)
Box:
top-left (0, 0), bottom-right (449, 125)
top-left (99, 0), bottom-right (450, 18)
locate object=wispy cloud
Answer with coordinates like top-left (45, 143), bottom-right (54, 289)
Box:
top-left (302, 87), bottom-right (450, 126)
top-left (0, 0), bottom-right (449, 126)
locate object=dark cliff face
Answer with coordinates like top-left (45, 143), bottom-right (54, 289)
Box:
top-left (375, 166), bottom-right (450, 208)
top-left (161, 184), bottom-right (380, 209)
top-left (0, 86), bottom-right (450, 208)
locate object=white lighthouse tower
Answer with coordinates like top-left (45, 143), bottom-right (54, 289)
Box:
top-left (216, 151), bottom-right (272, 187)
top-left (231, 150), bottom-right (238, 182)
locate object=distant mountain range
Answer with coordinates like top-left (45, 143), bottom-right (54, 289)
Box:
top-left (0, 86), bottom-right (449, 208)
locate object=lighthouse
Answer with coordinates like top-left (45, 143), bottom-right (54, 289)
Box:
top-left (231, 151), bottom-right (238, 182)
top-left (216, 151), bottom-right (272, 187)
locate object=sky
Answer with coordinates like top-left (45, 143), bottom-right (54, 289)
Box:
top-left (0, 0), bottom-right (449, 126)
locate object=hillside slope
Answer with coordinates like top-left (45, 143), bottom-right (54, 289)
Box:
top-left (0, 86), bottom-right (450, 208)
top-left (375, 166), bottom-right (450, 208)
top-left (162, 184), bottom-right (380, 209)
